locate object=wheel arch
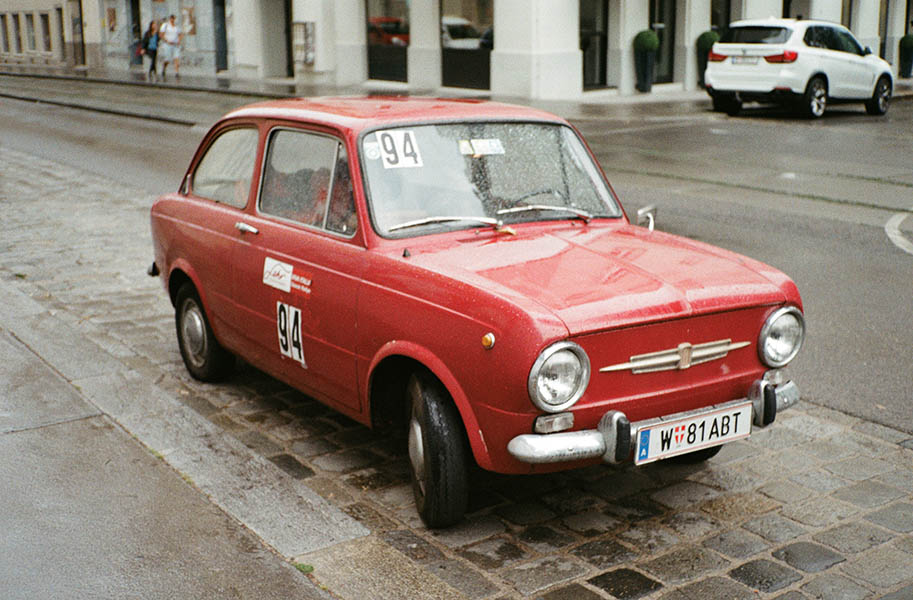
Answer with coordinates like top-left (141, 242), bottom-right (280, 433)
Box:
top-left (366, 341), bottom-right (491, 470)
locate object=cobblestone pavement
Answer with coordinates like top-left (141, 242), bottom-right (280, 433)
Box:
top-left (3, 145), bottom-right (912, 599)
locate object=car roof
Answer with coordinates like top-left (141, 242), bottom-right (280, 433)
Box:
top-left (223, 96), bottom-right (566, 134)
top-left (727, 17), bottom-right (842, 30)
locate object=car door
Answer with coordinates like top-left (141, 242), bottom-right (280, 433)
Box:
top-left (819, 26), bottom-right (871, 98)
top-left (180, 124), bottom-right (260, 349)
top-left (831, 28), bottom-right (876, 98)
top-left (231, 125), bottom-right (364, 413)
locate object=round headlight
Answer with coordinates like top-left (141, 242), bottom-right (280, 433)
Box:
top-left (759, 306), bottom-right (805, 368)
top-left (528, 341), bottom-right (591, 413)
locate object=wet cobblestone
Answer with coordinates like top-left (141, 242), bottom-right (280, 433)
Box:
top-left (4, 145), bottom-right (913, 598)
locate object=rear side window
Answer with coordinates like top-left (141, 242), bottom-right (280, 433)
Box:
top-left (191, 128), bottom-right (259, 208)
top-left (720, 26), bottom-right (791, 44)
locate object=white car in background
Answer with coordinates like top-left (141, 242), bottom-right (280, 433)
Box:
top-left (705, 18), bottom-right (893, 118)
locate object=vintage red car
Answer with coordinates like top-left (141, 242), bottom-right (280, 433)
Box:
top-left (149, 97), bottom-right (804, 528)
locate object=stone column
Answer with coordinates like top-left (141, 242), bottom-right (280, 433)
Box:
top-left (739, 0), bottom-right (782, 20)
top-left (232, 0), bottom-right (263, 78)
top-left (851, 0), bottom-right (880, 52)
top-left (490, 0), bottom-right (582, 100)
top-left (805, 0), bottom-right (841, 22)
top-left (328, 0), bottom-right (366, 86)
top-left (408, 0), bottom-right (440, 92)
top-left (677, 0), bottom-right (711, 91)
top-left (882, 0), bottom-right (907, 72)
top-left (611, 0), bottom-right (650, 95)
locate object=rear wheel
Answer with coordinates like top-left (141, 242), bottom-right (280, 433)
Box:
top-left (801, 77), bottom-right (827, 118)
top-left (175, 283), bottom-right (234, 381)
top-left (865, 76), bottom-right (891, 115)
top-left (712, 94), bottom-right (741, 116)
top-left (407, 371), bottom-right (469, 528)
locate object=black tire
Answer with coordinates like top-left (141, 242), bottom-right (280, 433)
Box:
top-left (667, 445), bottom-right (723, 464)
top-left (712, 94), bottom-right (741, 116)
top-left (175, 283), bottom-right (234, 382)
top-left (865, 76), bottom-right (891, 116)
top-left (406, 371), bottom-right (469, 528)
top-left (801, 76), bottom-right (827, 119)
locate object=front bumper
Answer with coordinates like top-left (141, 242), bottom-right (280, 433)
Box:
top-left (507, 378), bottom-right (799, 465)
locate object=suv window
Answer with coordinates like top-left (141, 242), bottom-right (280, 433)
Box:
top-left (259, 129), bottom-right (357, 235)
top-left (832, 28), bottom-right (864, 55)
top-left (191, 128), bottom-right (259, 208)
top-left (720, 26), bottom-right (791, 44)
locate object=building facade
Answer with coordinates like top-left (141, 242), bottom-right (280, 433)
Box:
top-left (1, 0), bottom-right (911, 98)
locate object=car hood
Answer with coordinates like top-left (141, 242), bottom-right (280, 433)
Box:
top-left (400, 223), bottom-right (797, 335)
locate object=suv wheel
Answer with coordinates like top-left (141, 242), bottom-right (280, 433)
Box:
top-left (865, 76), bottom-right (891, 116)
top-left (802, 77), bottom-right (827, 119)
top-left (712, 94), bottom-right (741, 116)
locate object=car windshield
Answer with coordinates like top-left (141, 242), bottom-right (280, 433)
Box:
top-left (446, 23), bottom-right (480, 40)
top-left (720, 26), bottom-right (791, 44)
top-left (360, 122), bottom-right (622, 237)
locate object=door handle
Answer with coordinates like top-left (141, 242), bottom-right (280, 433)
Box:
top-left (234, 222), bottom-right (259, 235)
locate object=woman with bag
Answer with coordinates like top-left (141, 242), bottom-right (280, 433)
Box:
top-left (141, 21), bottom-right (160, 82)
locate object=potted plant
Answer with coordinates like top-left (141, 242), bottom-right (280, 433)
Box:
top-left (633, 29), bottom-right (660, 92)
top-left (900, 34), bottom-right (913, 79)
top-left (696, 30), bottom-right (720, 87)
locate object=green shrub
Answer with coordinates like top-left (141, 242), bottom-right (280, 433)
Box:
top-left (697, 30), bottom-right (720, 54)
top-left (633, 30), bottom-right (660, 53)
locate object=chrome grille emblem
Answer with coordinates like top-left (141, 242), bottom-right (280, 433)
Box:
top-left (599, 339), bottom-right (750, 374)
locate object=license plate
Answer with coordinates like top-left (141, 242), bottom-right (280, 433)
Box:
top-left (634, 402), bottom-right (752, 465)
top-left (731, 56), bottom-right (759, 65)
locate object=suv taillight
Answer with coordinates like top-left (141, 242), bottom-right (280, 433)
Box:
top-left (764, 50), bottom-right (798, 63)
top-left (708, 51), bottom-right (727, 62)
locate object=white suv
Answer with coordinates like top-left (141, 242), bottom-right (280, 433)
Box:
top-left (704, 18), bottom-right (893, 118)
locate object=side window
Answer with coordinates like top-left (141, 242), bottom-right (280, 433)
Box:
top-left (804, 27), bottom-right (824, 49)
top-left (191, 128), bottom-right (259, 208)
top-left (260, 129), bottom-right (357, 236)
top-left (834, 30), bottom-right (863, 55)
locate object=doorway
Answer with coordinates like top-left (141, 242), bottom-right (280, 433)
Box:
top-left (440, 0), bottom-right (491, 90)
top-left (366, 0), bottom-right (409, 81)
top-left (67, 0), bottom-right (85, 65)
top-left (580, 0), bottom-right (609, 89)
top-left (260, 0), bottom-right (293, 77)
top-left (213, 0), bottom-right (228, 71)
top-left (650, 0), bottom-right (676, 84)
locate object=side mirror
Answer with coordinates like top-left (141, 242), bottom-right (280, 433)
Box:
top-left (863, 46), bottom-right (872, 56)
top-left (636, 205), bottom-right (657, 231)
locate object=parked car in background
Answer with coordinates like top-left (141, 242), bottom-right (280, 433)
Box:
top-left (368, 16), bottom-right (409, 46)
top-left (150, 97), bottom-right (805, 528)
top-left (705, 18), bottom-right (893, 118)
top-left (441, 15), bottom-right (482, 49)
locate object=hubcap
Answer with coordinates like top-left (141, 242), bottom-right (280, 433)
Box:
top-left (408, 408), bottom-right (426, 495)
top-left (878, 83), bottom-right (889, 111)
top-left (811, 84), bottom-right (826, 117)
top-left (181, 301), bottom-right (207, 366)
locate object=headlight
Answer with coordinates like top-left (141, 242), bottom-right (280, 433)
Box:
top-left (759, 306), bottom-right (805, 368)
top-left (528, 341), bottom-right (591, 413)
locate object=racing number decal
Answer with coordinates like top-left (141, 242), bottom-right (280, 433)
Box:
top-left (376, 130), bottom-right (423, 169)
top-left (277, 301), bottom-right (307, 367)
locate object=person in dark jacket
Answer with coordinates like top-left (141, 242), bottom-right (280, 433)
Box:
top-left (141, 21), bottom-right (160, 82)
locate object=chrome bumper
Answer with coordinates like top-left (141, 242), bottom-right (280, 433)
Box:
top-left (507, 379), bottom-right (799, 465)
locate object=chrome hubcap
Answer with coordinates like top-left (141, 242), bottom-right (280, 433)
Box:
top-left (408, 403), bottom-right (426, 495)
top-left (878, 84), bottom-right (889, 111)
top-left (181, 301), bottom-right (207, 366)
top-left (811, 85), bottom-right (826, 117)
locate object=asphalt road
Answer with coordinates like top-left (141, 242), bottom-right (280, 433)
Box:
top-left (1, 86), bottom-right (911, 434)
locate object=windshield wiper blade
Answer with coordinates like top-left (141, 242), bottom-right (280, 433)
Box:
top-left (496, 204), bottom-right (593, 223)
top-left (388, 215), bottom-right (516, 235)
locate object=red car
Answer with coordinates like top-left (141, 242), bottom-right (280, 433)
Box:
top-left (149, 97), bottom-right (804, 528)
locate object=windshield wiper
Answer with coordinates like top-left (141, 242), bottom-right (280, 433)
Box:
top-left (388, 215), bottom-right (516, 235)
top-left (496, 204), bottom-right (593, 223)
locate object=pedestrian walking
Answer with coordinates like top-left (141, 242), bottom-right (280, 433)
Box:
top-left (159, 14), bottom-right (183, 80)
top-left (141, 20), bottom-right (160, 82)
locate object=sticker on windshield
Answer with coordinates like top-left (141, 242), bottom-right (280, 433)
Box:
top-left (363, 141), bottom-right (381, 161)
top-left (470, 138), bottom-right (505, 155)
top-left (277, 301), bottom-right (307, 368)
top-left (375, 130), bottom-right (423, 169)
top-left (263, 257), bottom-right (293, 292)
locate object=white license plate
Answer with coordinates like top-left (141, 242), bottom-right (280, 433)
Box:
top-left (731, 56), bottom-right (759, 65)
top-left (634, 402), bottom-right (752, 465)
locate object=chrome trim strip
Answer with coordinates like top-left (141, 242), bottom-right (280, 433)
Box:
top-left (599, 339), bottom-right (750, 374)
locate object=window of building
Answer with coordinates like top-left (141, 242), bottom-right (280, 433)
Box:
top-left (1, 15), bottom-right (9, 53)
top-left (25, 13), bottom-right (36, 51)
top-left (13, 13), bottom-right (22, 53)
top-left (581, 0), bottom-right (609, 89)
top-left (712, 0), bottom-right (733, 32)
top-left (440, 0), bottom-right (492, 89)
top-left (40, 13), bottom-right (51, 52)
top-left (366, 0), bottom-right (409, 82)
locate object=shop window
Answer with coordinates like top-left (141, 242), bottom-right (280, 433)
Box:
top-left (1, 15), bottom-right (9, 53)
top-left (25, 13), bottom-right (35, 51)
top-left (712, 0), bottom-right (732, 32)
top-left (40, 13), bottom-right (51, 52)
top-left (366, 0), bottom-right (409, 82)
top-left (650, 0), bottom-right (676, 84)
top-left (581, 0), bottom-right (609, 89)
top-left (440, 0), bottom-right (492, 89)
top-left (13, 13), bottom-right (22, 53)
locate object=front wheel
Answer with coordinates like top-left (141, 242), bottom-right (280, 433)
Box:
top-left (801, 77), bottom-right (827, 118)
top-left (175, 283), bottom-right (234, 382)
top-left (865, 76), bottom-right (891, 115)
top-left (407, 371), bottom-right (469, 528)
